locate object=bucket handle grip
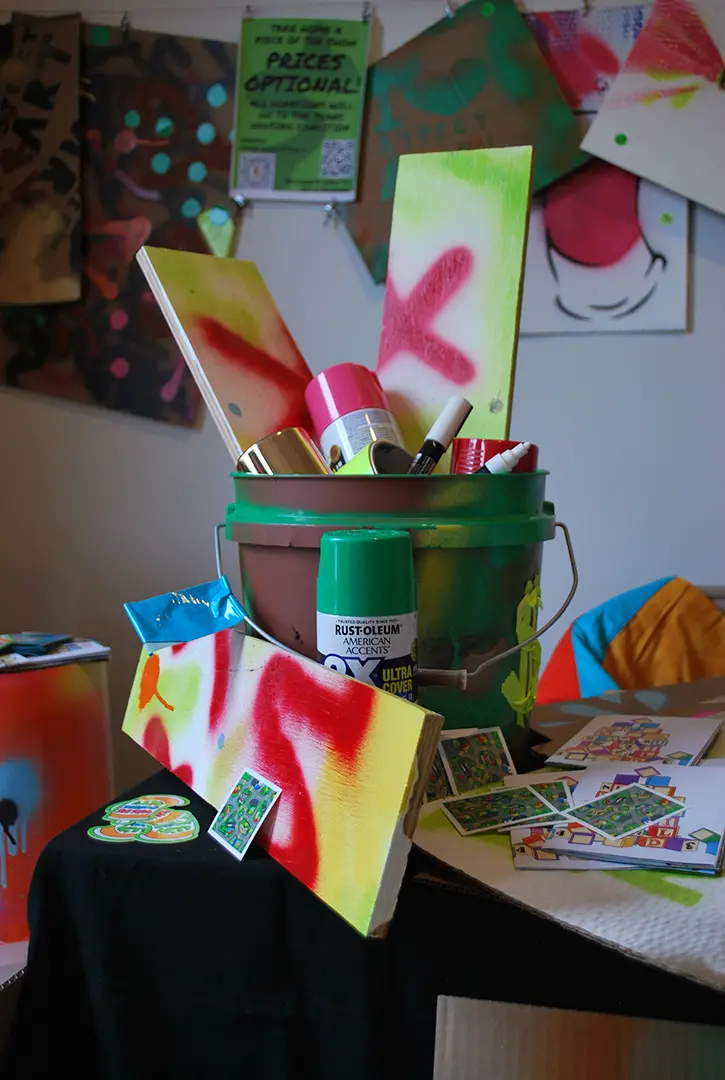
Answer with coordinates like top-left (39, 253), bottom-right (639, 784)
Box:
top-left (457, 521), bottom-right (578, 690)
top-left (215, 520), bottom-right (579, 685)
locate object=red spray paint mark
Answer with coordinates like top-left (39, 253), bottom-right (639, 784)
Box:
top-left (143, 715), bottom-right (171, 769)
top-left (378, 247), bottom-right (476, 385)
top-left (174, 763), bottom-right (194, 788)
top-left (626, 0), bottom-right (723, 85)
top-left (208, 630), bottom-right (232, 735)
top-left (250, 653), bottom-right (376, 889)
top-left (197, 316), bottom-right (312, 431)
top-left (543, 161), bottom-right (641, 267)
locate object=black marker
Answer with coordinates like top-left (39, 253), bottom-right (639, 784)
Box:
top-left (408, 396), bottom-right (473, 475)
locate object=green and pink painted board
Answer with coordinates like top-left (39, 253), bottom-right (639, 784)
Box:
top-left (377, 146), bottom-right (533, 452)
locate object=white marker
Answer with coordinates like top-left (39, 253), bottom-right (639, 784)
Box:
top-left (408, 396), bottom-right (473, 475)
top-left (476, 442), bottom-right (532, 475)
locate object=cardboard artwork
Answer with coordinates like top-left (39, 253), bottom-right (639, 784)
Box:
top-left (88, 794), bottom-right (199, 843)
top-left (377, 147), bottom-right (532, 451)
top-left (582, 0), bottom-right (725, 217)
top-left (415, 676), bottom-right (725, 991)
top-left (433, 997), bottom-right (725, 1080)
top-left (521, 5), bottom-right (689, 334)
top-left (338, 0), bottom-right (587, 284)
top-left (122, 630), bottom-right (443, 936)
top-left (0, 14), bottom-right (81, 304)
top-left (0, 24), bottom-right (237, 426)
top-left (137, 247), bottom-right (313, 462)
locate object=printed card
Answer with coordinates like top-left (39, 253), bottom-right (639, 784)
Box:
top-left (504, 777), bottom-right (575, 814)
top-left (440, 727), bottom-right (516, 795)
top-left (425, 746), bottom-right (454, 802)
top-left (546, 714), bottom-right (722, 768)
top-left (440, 785), bottom-right (558, 837)
top-left (209, 767), bottom-right (282, 860)
top-left (569, 782), bottom-right (684, 840)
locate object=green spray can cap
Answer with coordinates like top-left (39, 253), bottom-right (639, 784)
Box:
top-left (317, 529), bottom-right (416, 618)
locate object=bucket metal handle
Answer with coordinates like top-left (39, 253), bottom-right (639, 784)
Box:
top-left (214, 519), bottom-right (579, 685)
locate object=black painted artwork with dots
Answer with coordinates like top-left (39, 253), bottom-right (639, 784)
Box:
top-left (0, 24), bottom-right (238, 426)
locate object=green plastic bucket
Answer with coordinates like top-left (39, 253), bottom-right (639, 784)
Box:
top-left (225, 472), bottom-right (574, 765)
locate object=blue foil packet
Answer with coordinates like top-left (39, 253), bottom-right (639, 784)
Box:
top-left (124, 577), bottom-right (246, 653)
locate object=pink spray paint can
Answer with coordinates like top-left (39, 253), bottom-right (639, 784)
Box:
top-left (305, 363), bottom-right (404, 471)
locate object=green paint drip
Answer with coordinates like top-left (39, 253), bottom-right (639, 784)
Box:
top-left (609, 869), bottom-right (703, 908)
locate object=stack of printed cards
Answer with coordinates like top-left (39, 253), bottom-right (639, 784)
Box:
top-left (425, 727), bottom-right (516, 802)
top-left (542, 763), bottom-right (725, 874)
top-left (441, 784), bottom-right (562, 837)
top-left (546, 714), bottom-right (723, 769)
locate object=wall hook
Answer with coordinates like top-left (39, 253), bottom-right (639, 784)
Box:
top-left (362, 2), bottom-right (373, 23)
top-left (323, 202), bottom-right (337, 227)
top-left (444, 2), bottom-right (456, 18)
top-left (120, 11), bottom-right (130, 38)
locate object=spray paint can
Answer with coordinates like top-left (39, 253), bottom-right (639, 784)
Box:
top-left (304, 364), bottom-right (404, 471)
top-left (316, 529), bottom-right (417, 701)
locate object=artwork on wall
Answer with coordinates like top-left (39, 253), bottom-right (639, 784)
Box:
top-left (582, 0), bottom-right (725, 218)
top-left (338, 0), bottom-right (587, 284)
top-left (0, 14), bottom-right (81, 305)
top-left (377, 146), bottom-right (532, 451)
top-left (521, 4), bottom-right (689, 334)
top-left (122, 631), bottom-right (443, 936)
top-left (0, 24), bottom-right (237, 426)
top-left (137, 247), bottom-right (312, 462)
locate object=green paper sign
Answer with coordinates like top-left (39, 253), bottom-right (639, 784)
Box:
top-left (231, 16), bottom-right (370, 202)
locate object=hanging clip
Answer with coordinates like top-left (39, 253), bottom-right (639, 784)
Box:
top-left (120, 11), bottom-right (130, 39)
top-left (581, 0), bottom-right (591, 16)
top-left (233, 194), bottom-right (247, 210)
top-left (362, 1), bottom-right (373, 22)
top-left (244, 4), bottom-right (253, 19)
top-left (323, 202), bottom-right (337, 227)
top-left (444, 2), bottom-right (456, 17)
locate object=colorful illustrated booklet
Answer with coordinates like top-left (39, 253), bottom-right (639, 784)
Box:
top-left (546, 713), bottom-right (722, 768)
top-left (544, 763), bottom-right (725, 873)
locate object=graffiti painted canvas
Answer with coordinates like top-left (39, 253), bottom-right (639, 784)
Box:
top-left (122, 631), bottom-right (443, 936)
top-left (338, 0), bottom-right (586, 284)
top-left (377, 147), bottom-right (532, 450)
top-left (0, 660), bottom-right (112, 942)
top-left (0, 24), bottom-right (237, 425)
top-left (521, 5), bottom-right (689, 334)
top-left (137, 247), bottom-right (312, 461)
top-left (0, 14), bottom-right (82, 305)
top-left (583, 0), bottom-right (725, 217)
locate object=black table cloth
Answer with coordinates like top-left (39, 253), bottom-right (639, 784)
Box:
top-left (4, 769), bottom-right (725, 1079)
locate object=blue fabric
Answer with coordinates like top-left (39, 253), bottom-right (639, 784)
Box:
top-left (124, 577), bottom-right (246, 653)
top-left (569, 577), bottom-right (674, 698)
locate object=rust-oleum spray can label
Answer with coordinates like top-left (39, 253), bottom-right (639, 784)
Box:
top-left (316, 530), bottom-right (418, 702)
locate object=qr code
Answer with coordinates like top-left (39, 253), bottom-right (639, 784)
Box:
top-left (320, 139), bottom-right (355, 179)
top-left (238, 153), bottom-right (276, 190)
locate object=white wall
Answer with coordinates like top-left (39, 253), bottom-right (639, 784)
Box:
top-left (1, 1), bottom-right (724, 790)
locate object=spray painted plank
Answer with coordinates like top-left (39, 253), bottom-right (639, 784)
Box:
top-left (122, 631), bottom-right (442, 936)
top-left (583, 0), bottom-right (725, 216)
top-left (376, 147), bottom-right (533, 453)
top-left (137, 246), bottom-right (313, 464)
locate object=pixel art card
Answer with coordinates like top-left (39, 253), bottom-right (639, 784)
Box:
top-left (0, 15), bottom-right (81, 305)
top-left (338, 0), bottom-right (587, 284)
top-left (547, 714), bottom-right (722, 767)
top-left (209, 768), bottom-right (281, 860)
top-left (544, 764), bottom-right (725, 872)
top-left (583, 0), bottom-right (725, 217)
top-left (0, 24), bottom-right (237, 426)
top-left (521, 4), bottom-right (689, 334)
top-left (377, 146), bottom-right (532, 450)
top-left (439, 727), bottom-right (516, 796)
top-left (440, 786), bottom-right (558, 836)
top-left (570, 782), bottom-right (684, 839)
